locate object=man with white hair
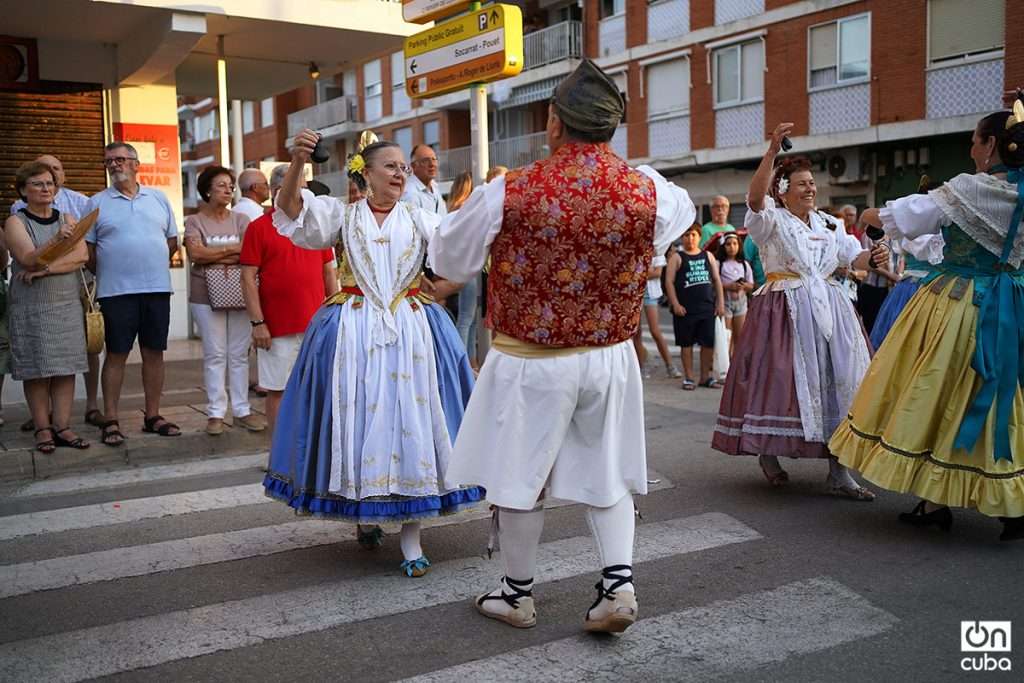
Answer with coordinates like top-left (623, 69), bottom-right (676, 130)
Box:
top-left (10, 154), bottom-right (90, 219)
top-left (233, 168), bottom-right (270, 221)
top-left (240, 165), bottom-right (337, 434)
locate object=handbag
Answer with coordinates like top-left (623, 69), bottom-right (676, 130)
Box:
top-left (80, 269), bottom-right (104, 354)
top-left (205, 265), bottom-right (247, 310)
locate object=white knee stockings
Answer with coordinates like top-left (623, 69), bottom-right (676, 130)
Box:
top-left (400, 522), bottom-right (423, 561)
top-left (586, 494), bottom-right (636, 593)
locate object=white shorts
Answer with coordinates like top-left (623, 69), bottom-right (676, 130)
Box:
top-left (256, 333), bottom-right (304, 391)
top-left (445, 340), bottom-right (647, 509)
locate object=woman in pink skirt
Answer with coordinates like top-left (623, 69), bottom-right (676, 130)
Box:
top-left (711, 123), bottom-right (880, 500)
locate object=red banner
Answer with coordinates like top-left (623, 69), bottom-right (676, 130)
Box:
top-left (112, 123), bottom-right (181, 195)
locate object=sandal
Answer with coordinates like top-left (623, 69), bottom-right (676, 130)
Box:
top-left (699, 378), bottom-right (722, 389)
top-left (826, 480), bottom-right (876, 502)
top-left (54, 428), bottom-right (90, 450)
top-left (34, 427), bottom-right (56, 454)
top-left (681, 379), bottom-right (696, 391)
top-left (100, 420), bottom-right (125, 447)
top-left (758, 458), bottom-right (789, 488)
top-left (84, 409), bottom-right (106, 428)
top-left (142, 414), bottom-right (181, 437)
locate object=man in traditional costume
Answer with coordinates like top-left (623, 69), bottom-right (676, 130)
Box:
top-left (430, 60), bottom-right (695, 632)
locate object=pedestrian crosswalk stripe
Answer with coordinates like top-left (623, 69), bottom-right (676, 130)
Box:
top-left (0, 483), bottom-right (267, 541)
top-left (0, 520), bottom-right (343, 599)
top-left (11, 453), bottom-right (269, 499)
top-left (0, 513), bottom-right (761, 683)
top-left (400, 577), bottom-right (899, 683)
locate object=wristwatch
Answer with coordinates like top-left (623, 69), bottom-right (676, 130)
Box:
top-left (250, 319), bottom-right (265, 327)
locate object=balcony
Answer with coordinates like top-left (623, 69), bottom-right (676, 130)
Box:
top-left (314, 170), bottom-right (350, 197)
top-left (523, 21), bottom-right (582, 70)
top-left (438, 131), bottom-right (549, 181)
top-left (287, 95), bottom-right (358, 137)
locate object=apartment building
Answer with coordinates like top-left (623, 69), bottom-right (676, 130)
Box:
top-left (178, 87), bottom-right (318, 210)
top-left (289, 0), bottom-right (1018, 219)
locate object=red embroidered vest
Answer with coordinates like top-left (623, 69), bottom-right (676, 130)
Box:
top-left (488, 143), bottom-right (657, 347)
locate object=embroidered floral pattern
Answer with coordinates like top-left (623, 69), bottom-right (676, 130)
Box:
top-left (489, 143), bottom-right (657, 346)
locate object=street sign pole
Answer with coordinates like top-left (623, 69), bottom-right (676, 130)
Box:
top-left (405, 2), bottom-right (523, 360)
top-left (468, 1), bottom-right (491, 358)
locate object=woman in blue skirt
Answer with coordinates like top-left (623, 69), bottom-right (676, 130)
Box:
top-left (869, 233), bottom-right (943, 349)
top-left (263, 131), bottom-right (483, 577)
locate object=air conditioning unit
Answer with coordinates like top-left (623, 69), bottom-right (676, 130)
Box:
top-left (826, 149), bottom-right (867, 185)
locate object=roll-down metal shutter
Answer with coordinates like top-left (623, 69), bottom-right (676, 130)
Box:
top-left (0, 85), bottom-right (106, 213)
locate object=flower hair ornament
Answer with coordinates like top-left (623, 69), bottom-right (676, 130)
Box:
top-left (1006, 97), bottom-right (1024, 152)
top-left (776, 177), bottom-right (790, 196)
top-left (346, 130), bottom-right (380, 178)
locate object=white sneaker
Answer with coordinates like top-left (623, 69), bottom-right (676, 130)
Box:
top-left (641, 363), bottom-right (652, 379)
top-left (666, 364), bottom-right (683, 379)
top-left (475, 577), bottom-right (537, 628)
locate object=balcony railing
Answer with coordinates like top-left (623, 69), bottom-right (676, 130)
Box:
top-left (438, 131), bottom-right (549, 181)
top-left (523, 21), bottom-right (582, 70)
top-left (287, 96), bottom-right (358, 137)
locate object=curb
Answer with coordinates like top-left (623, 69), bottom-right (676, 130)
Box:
top-left (0, 428), bottom-right (270, 484)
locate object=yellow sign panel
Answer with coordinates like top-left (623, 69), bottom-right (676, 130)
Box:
top-left (401, 0), bottom-right (473, 25)
top-left (404, 4), bottom-right (523, 99)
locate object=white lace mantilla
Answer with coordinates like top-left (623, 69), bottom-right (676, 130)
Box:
top-left (930, 173), bottom-right (1024, 267)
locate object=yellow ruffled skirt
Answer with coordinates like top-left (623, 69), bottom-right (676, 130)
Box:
top-left (829, 276), bottom-right (1024, 518)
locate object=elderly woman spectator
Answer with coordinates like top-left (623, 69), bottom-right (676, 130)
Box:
top-left (184, 166), bottom-right (265, 435)
top-left (4, 161), bottom-right (90, 453)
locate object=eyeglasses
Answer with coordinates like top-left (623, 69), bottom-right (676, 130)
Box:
top-left (104, 156), bottom-right (138, 166)
top-left (26, 180), bottom-right (56, 190)
top-left (412, 157), bottom-right (438, 165)
top-left (211, 182), bottom-right (236, 191)
top-left (372, 162), bottom-right (413, 177)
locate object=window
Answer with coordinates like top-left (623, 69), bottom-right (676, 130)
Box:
top-left (391, 51), bottom-right (410, 115)
top-left (260, 98), bottom-right (274, 128)
top-left (393, 126), bottom-right (413, 155)
top-left (195, 111), bottom-right (218, 141)
top-left (364, 60), bottom-right (382, 98)
top-left (809, 14), bottom-right (869, 89)
top-left (601, 0), bottom-right (625, 19)
top-left (423, 120), bottom-right (440, 151)
top-left (242, 101), bottom-right (255, 134)
top-left (928, 0), bottom-right (1004, 65)
top-left (610, 69), bottom-right (628, 123)
top-left (364, 60), bottom-right (383, 121)
top-left (713, 40), bottom-right (763, 107)
top-left (646, 58), bottom-right (689, 119)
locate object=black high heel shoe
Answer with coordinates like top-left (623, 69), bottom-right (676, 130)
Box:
top-left (998, 516), bottom-right (1024, 542)
top-left (898, 501), bottom-right (953, 531)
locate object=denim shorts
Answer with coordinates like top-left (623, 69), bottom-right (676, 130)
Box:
top-left (724, 295), bottom-right (748, 318)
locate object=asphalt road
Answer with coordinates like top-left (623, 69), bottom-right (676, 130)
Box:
top-left (0, 326), bottom-right (1021, 682)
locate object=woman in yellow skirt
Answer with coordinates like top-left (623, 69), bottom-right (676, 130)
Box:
top-left (829, 100), bottom-right (1024, 541)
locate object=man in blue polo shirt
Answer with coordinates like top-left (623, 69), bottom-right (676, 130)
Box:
top-left (85, 141), bottom-right (181, 446)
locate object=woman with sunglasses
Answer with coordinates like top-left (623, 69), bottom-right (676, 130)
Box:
top-left (261, 130), bottom-right (482, 578)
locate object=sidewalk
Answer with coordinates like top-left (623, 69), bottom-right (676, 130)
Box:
top-left (0, 340), bottom-right (270, 483)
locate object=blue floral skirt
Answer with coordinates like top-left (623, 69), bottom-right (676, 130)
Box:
top-left (263, 302), bottom-right (484, 523)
